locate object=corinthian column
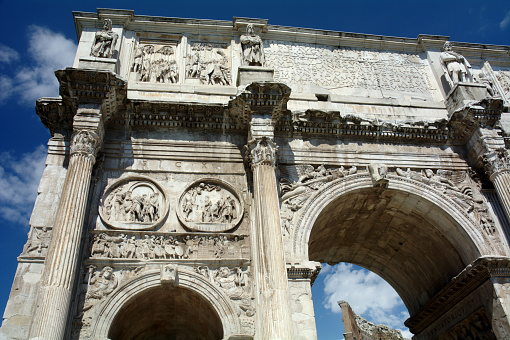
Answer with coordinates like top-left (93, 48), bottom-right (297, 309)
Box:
top-left (30, 105), bottom-right (103, 340)
top-left (245, 137), bottom-right (294, 339)
top-left (484, 149), bottom-right (510, 224)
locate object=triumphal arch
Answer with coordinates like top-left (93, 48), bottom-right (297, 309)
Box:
top-left (2, 8), bottom-right (510, 340)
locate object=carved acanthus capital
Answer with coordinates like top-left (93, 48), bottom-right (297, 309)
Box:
top-left (483, 148), bottom-right (510, 179)
top-left (70, 130), bottom-right (101, 161)
top-left (228, 82), bottom-right (291, 127)
top-left (245, 137), bottom-right (278, 169)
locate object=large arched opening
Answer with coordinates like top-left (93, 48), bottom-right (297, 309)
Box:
top-left (89, 268), bottom-right (242, 340)
top-left (108, 285), bottom-right (223, 340)
top-left (290, 174), bottom-right (498, 337)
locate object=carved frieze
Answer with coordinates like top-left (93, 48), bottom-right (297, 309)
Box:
top-left (186, 42), bottom-right (231, 85)
top-left (99, 177), bottom-right (168, 231)
top-left (177, 179), bottom-right (244, 232)
top-left (264, 41), bottom-right (433, 95)
top-left (131, 42), bottom-right (179, 83)
top-left (89, 232), bottom-right (248, 260)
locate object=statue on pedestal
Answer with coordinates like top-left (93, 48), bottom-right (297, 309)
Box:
top-left (90, 19), bottom-right (118, 58)
top-left (240, 24), bottom-right (264, 66)
top-left (440, 41), bottom-right (473, 87)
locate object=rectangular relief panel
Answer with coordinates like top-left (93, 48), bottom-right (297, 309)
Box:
top-left (185, 38), bottom-right (233, 86)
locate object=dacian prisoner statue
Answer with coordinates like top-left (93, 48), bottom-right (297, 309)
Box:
top-left (440, 41), bottom-right (474, 87)
top-left (240, 24), bottom-right (264, 66)
top-left (90, 18), bottom-right (118, 58)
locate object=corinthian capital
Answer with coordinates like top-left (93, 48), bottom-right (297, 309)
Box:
top-left (245, 137), bottom-right (278, 169)
top-left (483, 149), bottom-right (510, 178)
top-left (70, 130), bottom-right (101, 162)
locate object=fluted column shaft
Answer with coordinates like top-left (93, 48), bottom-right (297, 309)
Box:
top-left (485, 150), bottom-right (510, 224)
top-left (30, 106), bottom-right (103, 340)
top-left (491, 170), bottom-right (510, 223)
top-left (246, 137), bottom-right (294, 340)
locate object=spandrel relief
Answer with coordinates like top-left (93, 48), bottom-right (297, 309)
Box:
top-left (264, 41), bottom-right (433, 96)
top-left (131, 42), bottom-right (179, 83)
top-left (177, 179), bottom-right (244, 232)
top-left (186, 42), bottom-right (232, 86)
top-left (99, 177), bottom-right (168, 231)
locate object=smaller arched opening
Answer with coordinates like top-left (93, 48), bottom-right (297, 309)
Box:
top-left (108, 285), bottom-right (223, 340)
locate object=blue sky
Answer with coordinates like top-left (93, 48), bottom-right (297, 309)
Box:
top-left (0, 1), bottom-right (509, 339)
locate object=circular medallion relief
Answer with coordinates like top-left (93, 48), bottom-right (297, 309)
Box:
top-left (99, 177), bottom-right (168, 231)
top-left (177, 179), bottom-right (244, 232)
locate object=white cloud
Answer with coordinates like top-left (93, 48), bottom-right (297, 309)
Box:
top-left (0, 44), bottom-right (19, 64)
top-left (321, 263), bottom-right (412, 337)
top-left (0, 25), bottom-right (76, 106)
top-left (501, 10), bottom-right (510, 30)
top-left (0, 145), bottom-right (47, 226)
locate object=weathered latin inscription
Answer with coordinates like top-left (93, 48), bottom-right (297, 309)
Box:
top-left (264, 41), bottom-right (433, 96)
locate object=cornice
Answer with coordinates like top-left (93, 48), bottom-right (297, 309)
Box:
top-left (72, 9), bottom-right (510, 56)
top-left (405, 256), bottom-right (510, 334)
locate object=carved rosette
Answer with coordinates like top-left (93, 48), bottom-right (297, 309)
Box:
top-left (244, 137), bottom-right (278, 169)
top-left (177, 179), bottom-right (244, 232)
top-left (70, 130), bottom-right (101, 161)
top-left (99, 177), bottom-right (168, 231)
top-left (483, 149), bottom-right (510, 179)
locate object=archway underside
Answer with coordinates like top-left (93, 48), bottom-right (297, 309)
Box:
top-left (308, 187), bottom-right (479, 315)
top-left (108, 285), bottom-right (224, 340)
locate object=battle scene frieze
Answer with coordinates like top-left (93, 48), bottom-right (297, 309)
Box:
top-left (186, 42), bottom-right (232, 86)
top-left (88, 232), bottom-right (249, 260)
top-left (99, 176), bottom-right (168, 231)
top-left (131, 41), bottom-right (179, 83)
top-left (177, 179), bottom-right (244, 232)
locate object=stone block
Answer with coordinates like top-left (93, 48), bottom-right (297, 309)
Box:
top-left (237, 66), bottom-right (274, 86)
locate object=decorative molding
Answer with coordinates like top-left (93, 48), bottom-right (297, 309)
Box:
top-left (228, 82), bottom-right (291, 127)
top-left (405, 256), bottom-right (510, 334)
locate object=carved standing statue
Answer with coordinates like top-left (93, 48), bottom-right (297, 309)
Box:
top-left (440, 41), bottom-right (473, 87)
top-left (90, 19), bottom-right (118, 58)
top-left (240, 24), bottom-right (264, 66)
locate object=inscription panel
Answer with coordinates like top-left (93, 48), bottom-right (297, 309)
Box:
top-left (264, 41), bottom-right (434, 97)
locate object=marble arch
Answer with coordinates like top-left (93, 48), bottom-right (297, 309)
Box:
top-left (89, 268), bottom-right (242, 339)
top-left (290, 173), bottom-right (505, 314)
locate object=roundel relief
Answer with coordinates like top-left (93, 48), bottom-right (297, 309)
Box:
top-left (99, 177), bottom-right (168, 231)
top-left (177, 179), bottom-right (244, 232)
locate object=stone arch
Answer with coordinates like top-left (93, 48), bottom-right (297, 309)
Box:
top-left (291, 173), bottom-right (502, 315)
top-left (89, 267), bottom-right (242, 339)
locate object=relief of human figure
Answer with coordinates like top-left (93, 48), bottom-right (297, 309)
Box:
top-left (84, 267), bottom-right (118, 311)
top-left (240, 24), bottom-right (264, 66)
top-left (90, 19), bottom-right (118, 58)
top-left (440, 41), bottom-right (473, 87)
